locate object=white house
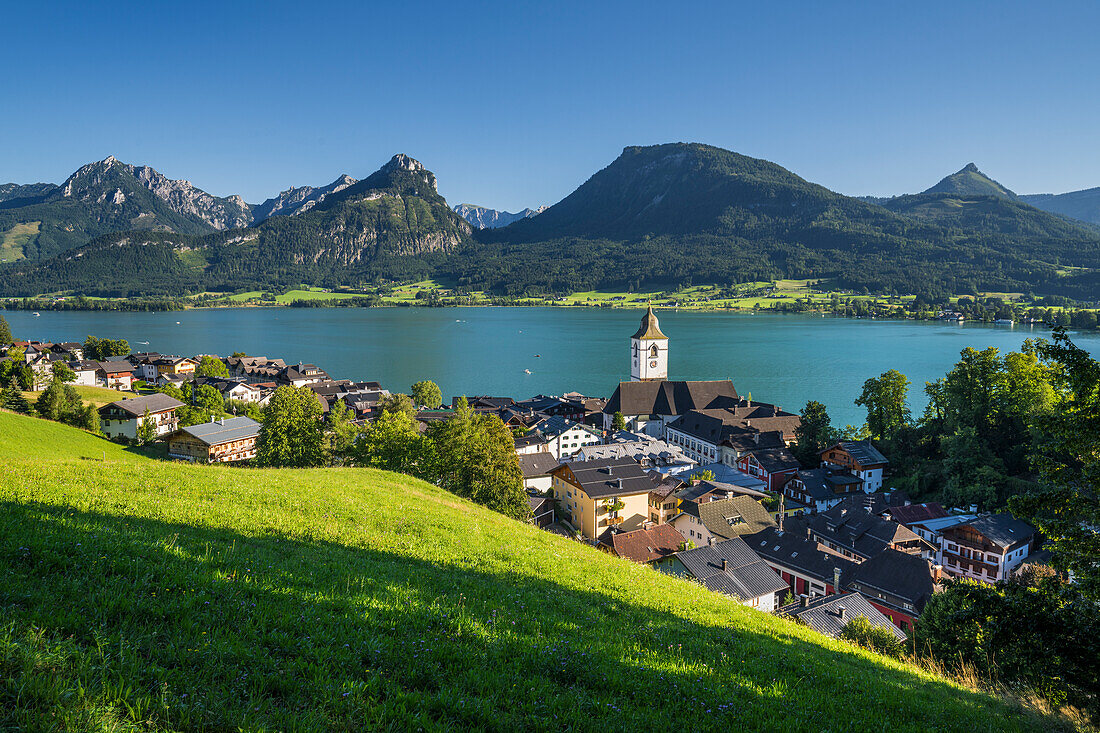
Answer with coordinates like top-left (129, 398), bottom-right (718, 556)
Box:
top-left (98, 393), bottom-right (184, 440)
top-left (530, 416), bottom-right (602, 460)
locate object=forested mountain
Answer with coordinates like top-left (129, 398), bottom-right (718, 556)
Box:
top-left (251, 174), bottom-right (357, 221)
top-left (921, 163), bottom-right (1018, 199)
top-left (453, 204), bottom-right (546, 229)
top-left (1021, 187), bottom-right (1100, 225)
top-left (0, 157), bottom-right (250, 260)
top-left (0, 182), bottom-right (58, 204)
top-left (1, 144), bottom-right (1099, 300)
top-left (0, 154), bottom-right (472, 297)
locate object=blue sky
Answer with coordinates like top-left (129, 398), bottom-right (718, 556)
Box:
top-left (2, 1), bottom-right (1098, 211)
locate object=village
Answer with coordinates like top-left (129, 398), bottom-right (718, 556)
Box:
top-left (1, 307), bottom-right (1044, 643)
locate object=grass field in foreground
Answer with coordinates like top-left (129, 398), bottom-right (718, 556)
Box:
top-left (0, 410), bottom-right (1060, 731)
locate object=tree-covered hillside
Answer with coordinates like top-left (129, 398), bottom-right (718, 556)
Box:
top-left (2, 144), bottom-right (1099, 300)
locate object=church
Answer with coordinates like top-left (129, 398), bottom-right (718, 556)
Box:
top-left (603, 307), bottom-right (741, 434)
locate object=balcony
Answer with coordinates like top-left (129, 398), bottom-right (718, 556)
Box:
top-left (606, 516), bottom-right (624, 526)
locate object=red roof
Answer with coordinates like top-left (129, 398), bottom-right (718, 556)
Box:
top-left (889, 502), bottom-right (949, 525)
top-left (598, 524), bottom-right (685, 564)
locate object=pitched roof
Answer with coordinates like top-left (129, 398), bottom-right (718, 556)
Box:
top-left (696, 496), bottom-right (777, 539)
top-left (552, 457), bottom-right (654, 499)
top-left (845, 549), bottom-right (937, 612)
top-left (668, 405), bottom-right (800, 444)
top-left (675, 478), bottom-right (770, 502)
top-left (99, 393), bottom-right (184, 417)
top-left (823, 440), bottom-right (889, 467)
top-left (169, 416), bottom-right (261, 446)
top-left (575, 440), bottom-right (692, 466)
top-left (789, 467), bottom-right (863, 502)
top-left (96, 361), bottom-right (135, 374)
top-left (632, 307), bottom-right (668, 340)
top-left (527, 495), bottom-right (554, 516)
top-left (514, 434), bottom-right (548, 449)
top-left (782, 592), bottom-right (906, 641)
top-left (604, 380), bottom-right (739, 417)
top-left (803, 504), bottom-right (928, 560)
top-left (748, 527), bottom-right (858, 584)
top-left (887, 502), bottom-right (949, 526)
top-left (518, 453), bottom-right (559, 479)
top-left (674, 537), bottom-right (788, 601)
top-left (959, 513), bottom-right (1036, 549)
top-left (742, 445), bottom-right (800, 473)
top-left (598, 523), bottom-right (685, 563)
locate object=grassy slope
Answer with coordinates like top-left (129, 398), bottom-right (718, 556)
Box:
top-left (0, 411), bottom-right (1054, 732)
top-left (21, 384), bottom-right (135, 408)
top-left (0, 221), bottom-right (39, 262)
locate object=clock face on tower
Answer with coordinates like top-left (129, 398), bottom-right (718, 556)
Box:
top-left (650, 360), bottom-right (658, 367)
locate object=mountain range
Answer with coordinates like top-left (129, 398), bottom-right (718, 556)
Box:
top-left (452, 204), bottom-right (547, 229)
top-left (1, 144), bottom-right (1098, 300)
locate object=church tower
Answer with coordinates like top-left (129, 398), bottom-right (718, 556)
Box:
top-left (631, 306), bottom-right (668, 382)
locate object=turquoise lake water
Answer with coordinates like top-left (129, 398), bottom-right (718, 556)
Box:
top-left (7, 307), bottom-right (1100, 427)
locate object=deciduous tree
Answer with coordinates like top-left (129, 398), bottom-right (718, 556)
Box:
top-left (855, 369), bottom-right (910, 440)
top-left (255, 386), bottom-right (327, 467)
top-left (793, 400), bottom-right (834, 467)
top-left (411, 380), bottom-right (442, 409)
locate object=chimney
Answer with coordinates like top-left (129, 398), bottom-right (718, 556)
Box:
top-left (708, 536), bottom-right (715, 546)
top-left (833, 567), bottom-right (842, 592)
top-left (753, 432), bottom-right (760, 445)
top-left (837, 605), bottom-right (847, 621)
top-left (933, 564), bottom-right (944, 582)
top-left (721, 558), bottom-right (728, 571)
top-left (800, 594), bottom-right (810, 608)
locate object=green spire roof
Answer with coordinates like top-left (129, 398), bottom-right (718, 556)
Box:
top-left (632, 306), bottom-right (667, 340)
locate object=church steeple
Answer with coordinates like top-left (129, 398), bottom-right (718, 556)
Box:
top-left (630, 307), bottom-right (668, 382)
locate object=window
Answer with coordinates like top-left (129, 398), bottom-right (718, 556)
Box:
top-left (650, 344), bottom-right (659, 358)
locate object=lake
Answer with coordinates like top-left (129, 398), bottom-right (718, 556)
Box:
top-left (6, 307), bottom-right (1100, 427)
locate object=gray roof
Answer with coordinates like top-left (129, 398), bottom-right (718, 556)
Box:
top-left (553, 457), bottom-right (654, 499)
top-left (99, 392), bottom-right (184, 417)
top-left (518, 453), bottom-right (559, 479)
top-left (802, 504), bottom-right (930, 560)
top-left (675, 537), bottom-right (788, 601)
top-left (783, 592), bottom-right (906, 641)
top-left (695, 496), bottom-right (777, 539)
top-left (604, 380), bottom-right (739, 417)
top-left (171, 416), bottom-right (261, 446)
top-left (748, 526), bottom-right (858, 585)
top-left (789, 467), bottom-right (863, 502)
top-left (845, 549), bottom-right (937, 613)
top-left (743, 445), bottom-right (800, 473)
top-left (824, 440), bottom-right (888, 467)
top-left (959, 513), bottom-right (1036, 549)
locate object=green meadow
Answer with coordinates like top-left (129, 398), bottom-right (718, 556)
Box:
top-left (0, 410), bottom-right (1062, 731)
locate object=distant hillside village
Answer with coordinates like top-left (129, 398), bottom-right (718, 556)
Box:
top-left (0, 308), bottom-right (1051, 642)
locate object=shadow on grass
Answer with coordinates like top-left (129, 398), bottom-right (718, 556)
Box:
top-left (0, 500), bottom-right (1050, 732)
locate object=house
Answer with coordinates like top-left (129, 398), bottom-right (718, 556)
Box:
top-left (50, 342), bottom-right (83, 360)
top-left (527, 494), bottom-right (555, 528)
top-left (158, 372), bottom-right (190, 389)
top-left (153, 356), bottom-right (198, 378)
top-left (518, 452), bottom-right (559, 493)
top-left (782, 467), bottom-right (864, 513)
top-left (549, 457), bottom-right (656, 539)
top-left (669, 495), bottom-right (776, 546)
top-left (665, 403), bottom-right (800, 464)
top-left (674, 477), bottom-right (771, 504)
top-left (164, 416), bottom-right (261, 463)
top-left (781, 592), bottom-right (907, 643)
top-left (648, 475), bottom-right (686, 524)
top-left (514, 433), bottom-right (551, 456)
top-left (459, 395), bottom-right (517, 412)
top-left (735, 444), bottom-right (800, 492)
top-left (226, 356), bottom-right (287, 383)
top-left (843, 548), bottom-right (940, 632)
top-left (597, 523), bottom-right (686, 564)
top-left (95, 361), bottom-right (136, 391)
top-left (885, 501), bottom-right (949, 527)
top-left (278, 363), bottom-right (329, 387)
top-left (905, 513), bottom-right (977, 565)
top-left (654, 537), bottom-right (789, 612)
top-left (203, 378), bottom-right (269, 404)
top-left (516, 394), bottom-right (586, 422)
top-left (530, 416), bottom-right (602, 460)
top-left (99, 393), bottom-right (184, 440)
top-left (719, 429), bottom-right (786, 467)
top-left (795, 505), bottom-right (935, 562)
top-left (748, 526), bottom-right (857, 600)
top-left (575, 439), bottom-right (696, 474)
top-left (71, 360), bottom-right (100, 387)
top-left (940, 513), bottom-right (1036, 584)
top-left (820, 440), bottom-right (889, 493)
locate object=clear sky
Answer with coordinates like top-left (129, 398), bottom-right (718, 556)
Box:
top-left (2, 1), bottom-right (1098, 211)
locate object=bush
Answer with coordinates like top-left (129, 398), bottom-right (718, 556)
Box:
top-left (840, 615), bottom-right (904, 659)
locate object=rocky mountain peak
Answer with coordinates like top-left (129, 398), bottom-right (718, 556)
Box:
top-left (960, 163), bottom-right (980, 174)
top-left (386, 154), bottom-right (424, 172)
